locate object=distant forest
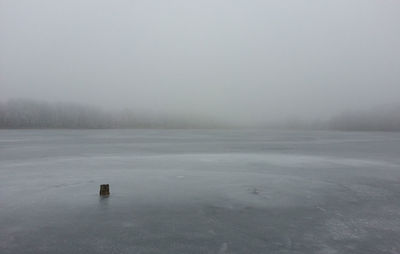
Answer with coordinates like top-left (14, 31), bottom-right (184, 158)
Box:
top-left (278, 105), bottom-right (400, 132)
top-left (327, 105), bottom-right (400, 132)
top-left (1, 99), bottom-right (400, 131)
top-left (0, 99), bottom-right (223, 129)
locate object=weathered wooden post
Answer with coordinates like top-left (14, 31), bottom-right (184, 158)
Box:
top-left (99, 184), bottom-right (110, 196)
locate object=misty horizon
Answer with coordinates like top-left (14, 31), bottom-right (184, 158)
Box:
top-left (1, 98), bottom-right (400, 131)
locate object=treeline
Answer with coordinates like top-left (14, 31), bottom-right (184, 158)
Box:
top-left (0, 99), bottom-right (223, 129)
top-left (1, 99), bottom-right (400, 131)
top-left (267, 105), bottom-right (400, 132)
top-left (328, 105), bottom-right (400, 132)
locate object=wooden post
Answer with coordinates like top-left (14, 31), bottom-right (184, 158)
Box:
top-left (99, 184), bottom-right (110, 196)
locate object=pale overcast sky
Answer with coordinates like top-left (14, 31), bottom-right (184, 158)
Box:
top-left (1, 0), bottom-right (400, 124)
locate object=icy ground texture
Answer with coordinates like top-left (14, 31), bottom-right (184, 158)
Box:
top-left (1, 129), bottom-right (400, 254)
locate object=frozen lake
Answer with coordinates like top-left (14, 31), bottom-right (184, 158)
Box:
top-left (1, 129), bottom-right (400, 254)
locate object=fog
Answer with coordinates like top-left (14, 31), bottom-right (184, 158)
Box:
top-left (1, 0), bottom-right (400, 125)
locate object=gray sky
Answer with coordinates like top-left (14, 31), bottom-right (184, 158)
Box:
top-left (1, 0), bottom-right (400, 124)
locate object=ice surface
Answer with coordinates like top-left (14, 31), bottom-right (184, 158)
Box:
top-left (1, 129), bottom-right (400, 253)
